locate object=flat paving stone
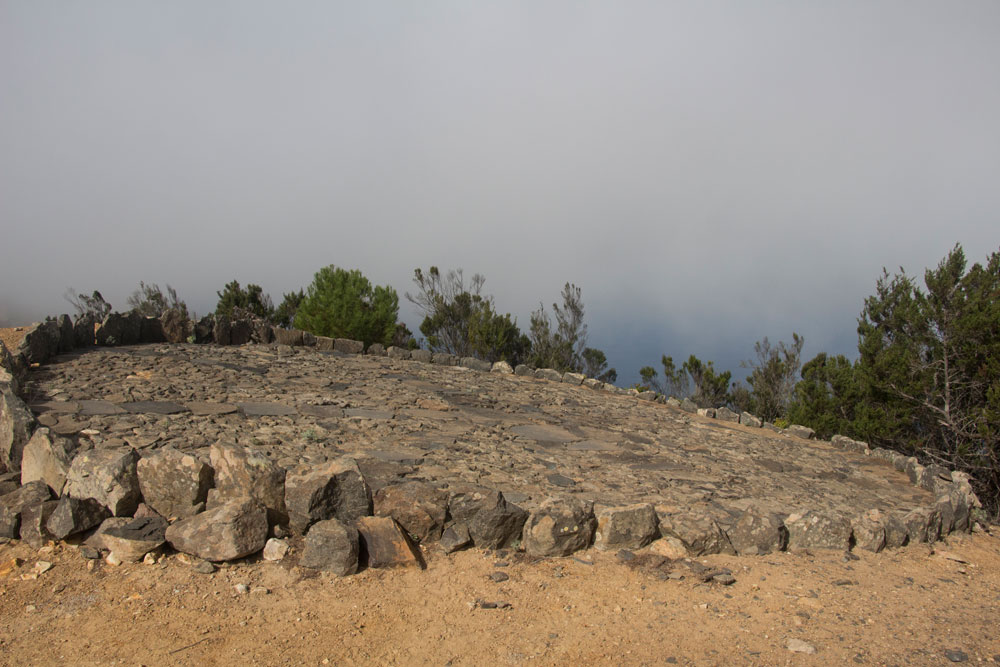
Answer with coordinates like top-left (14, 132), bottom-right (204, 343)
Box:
top-left (345, 408), bottom-right (394, 420)
top-left (361, 449), bottom-right (427, 465)
top-left (120, 401), bottom-right (189, 415)
top-left (237, 402), bottom-right (298, 417)
top-left (186, 402), bottom-right (239, 416)
top-left (299, 405), bottom-right (345, 418)
top-left (566, 440), bottom-right (620, 451)
top-left (28, 401), bottom-right (80, 414)
top-left (78, 400), bottom-right (126, 416)
top-left (509, 424), bottom-right (579, 443)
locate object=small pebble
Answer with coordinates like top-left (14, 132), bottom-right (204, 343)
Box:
top-left (234, 583), bottom-right (249, 595)
top-left (490, 571), bottom-right (510, 583)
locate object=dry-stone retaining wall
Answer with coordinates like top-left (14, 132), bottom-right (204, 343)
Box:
top-left (0, 310), bottom-right (982, 576)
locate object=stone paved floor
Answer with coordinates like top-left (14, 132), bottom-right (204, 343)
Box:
top-left (21, 343), bottom-right (933, 523)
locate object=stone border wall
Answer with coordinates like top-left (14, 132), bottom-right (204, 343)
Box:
top-left (0, 310), bottom-right (984, 575)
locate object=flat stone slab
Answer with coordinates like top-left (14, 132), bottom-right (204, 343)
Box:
top-left (237, 402), bottom-right (297, 417)
top-left (28, 401), bottom-right (80, 414)
top-left (78, 400), bottom-right (126, 416)
top-left (509, 424), bottom-right (579, 443)
top-left (186, 402), bottom-right (239, 416)
top-left (345, 408), bottom-right (394, 420)
top-left (566, 440), bottom-right (620, 451)
top-left (361, 449), bottom-right (427, 465)
top-left (299, 405), bottom-right (346, 418)
top-left (120, 401), bottom-right (189, 415)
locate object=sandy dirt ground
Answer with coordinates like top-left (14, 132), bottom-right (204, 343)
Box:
top-left (2, 530), bottom-right (999, 666)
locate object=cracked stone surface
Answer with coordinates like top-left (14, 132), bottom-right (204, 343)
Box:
top-left (20, 343), bottom-right (935, 527)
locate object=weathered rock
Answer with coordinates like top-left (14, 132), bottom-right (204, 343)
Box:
top-left (535, 368), bottom-right (562, 382)
top-left (386, 346), bottom-right (411, 360)
top-left (96, 311), bottom-right (142, 346)
top-left (514, 364), bottom-right (535, 377)
top-left (140, 316), bottom-right (166, 344)
top-left (785, 510), bottom-right (853, 551)
top-left (0, 481), bottom-right (52, 538)
top-left (582, 378), bottom-right (602, 390)
top-left (659, 512), bottom-right (735, 556)
top-left (46, 496), bottom-right (111, 540)
top-left (19, 499), bottom-right (58, 548)
top-left (440, 522), bottom-right (473, 553)
top-left (679, 399), bottom-right (698, 413)
top-left (409, 349), bottom-right (433, 363)
top-left (697, 407), bottom-right (716, 418)
top-left (522, 497), bottom-right (596, 557)
top-left (463, 490), bottom-right (528, 550)
top-left (73, 313), bottom-right (97, 348)
top-left (165, 499), bottom-right (269, 562)
top-left (739, 412), bottom-right (762, 428)
top-left (920, 465), bottom-right (953, 494)
top-left (355, 515), bottom-right (424, 569)
top-left (334, 338), bottom-right (364, 355)
top-left (272, 328), bottom-right (304, 346)
top-left (665, 397), bottom-right (682, 408)
top-left (262, 537), bottom-right (289, 561)
top-left (460, 357), bottom-right (492, 372)
top-left (905, 458), bottom-right (925, 486)
top-left (63, 447), bottom-right (141, 516)
top-left (0, 472), bottom-right (19, 496)
top-left (136, 447), bottom-right (213, 520)
top-left (636, 391), bottom-right (656, 402)
top-left (431, 352), bottom-right (457, 366)
top-left (561, 372), bottom-right (585, 386)
top-left (20, 428), bottom-right (75, 495)
top-left (1, 386), bottom-right (35, 471)
top-left (365, 343), bottom-right (386, 356)
top-left (491, 361), bottom-right (514, 375)
top-left (56, 314), bottom-right (74, 353)
top-left (212, 315), bottom-right (232, 346)
top-left (851, 509), bottom-right (887, 552)
top-left (300, 519), bottom-right (359, 575)
top-left (726, 509), bottom-right (787, 555)
top-left (593, 503), bottom-right (659, 551)
top-left (374, 481), bottom-right (448, 543)
top-left (715, 407), bottom-right (740, 423)
top-left (314, 336), bottom-right (334, 351)
top-left (284, 458), bottom-right (372, 533)
top-left (209, 443), bottom-right (286, 524)
top-left (97, 515), bottom-right (168, 562)
top-left (159, 308), bottom-right (190, 343)
top-left (193, 314), bottom-right (215, 343)
top-left (18, 321), bottom-right (59, 365)
top-left (884, 511), bottom-right (909, 549)
top-left (832, 434), bottom-right (870, 454)
top-left (228, 316), bottom-right (252, 345)
top-left (785, 424), bottom-right (816, 440)
top-left (901, 506), bottom-right (941, 544)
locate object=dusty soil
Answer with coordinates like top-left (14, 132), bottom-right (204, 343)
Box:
top-left (2, 531), bottom-right (1000, 666)
top-left (0, 327), bottom-right (27, 355)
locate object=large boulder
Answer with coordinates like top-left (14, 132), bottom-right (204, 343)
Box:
top-left (73, 313), bottom-right (97, 348)
top-left (355, 515), bottom-right (425, 569)
top-left (851, 509), bottom-right (887, 552)
top-left (785, 510), bottom-right (853, 551)
top-left (194, 315), bottom-right (216, 344)
top-left (96, 312), bottom-right (142, 346)
top-left (726, 509), bottom-right (788, 555)
top-left (20, 427), bottom-right (76, 495)
top-left (0, 341), bottom-right (21, 396)
top-left (0, 481), bottom-right (52, 538)
top-left (1, 386), bottom-right (35, 472)
top-left (715, 407), bottom-right (740, 423)
top-left (739, 412), bottom-right (762, 428)
top-left (160, 308), bottom-right (190, 343)
top-left (95, 515), bottom-right (168, 562)
top-left (56, 314), bottom-right (74, 353)
top-left (213, 315), bottom-right (232, 345)
top-left (785, 424), bottom-right (816, 440)
top-left (453, 490), bottom-right (528, 550)
top-left (284, 458), bottom-right (372, 533)
top-left (19, 499), bottom-right (59, 548)
top-left (208, 443), bottom-right (286, 524)
top-left (409, 349), bottom-right (432, 363)
top-left (140, 316), bottom-right (166, 343)
top-left (300, 519), bottom-right (360, 575)
top-left (593, 503), bottom-right (660, 551)
top-left (165, 499), bottom-right (269, 562)
top-left (17, 321), bottom-right (59, 365)
top-left (374, 481), bottom-right (448, 543)
top-left (522, 497), bottom-right (596, 557)
top-left (334, 339), bottom-right (364, 355)
top-left (63, 447), bottom-right (141, 516)
top-left (46, 496), bottom-right (111, 539)
top-left (136, 448), bottom-right (213, 520)
top-left (272, 328), bottom-right (304, 346)
top-left (901, 506), bottom-right (942, 544)
top-left (659, 512), bottom-right (735, 556)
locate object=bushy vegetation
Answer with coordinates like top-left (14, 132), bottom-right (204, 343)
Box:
top-left (215, 281), bottom-right (274, 320)
top-left (64, 289), bottom-right (112, 320)
top-left (127, 282), bottom-right (189, 319)
top-left (294, 265), bottom-right (399, 347)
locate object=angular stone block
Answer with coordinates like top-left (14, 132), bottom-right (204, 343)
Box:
top-left (409, 349), bottom-right (432, 363)
top-left (739, 412), bottom-right (762, 428)
top-left (715, 407), bottom-right (740, 423)
top-left (19, 499), bottom-right (58, 548)
top-left (46, 496), bottom-right (111, 540)
top-left (0, 481), bottom-right (52, 538)
top-left (63, 447), bottom-right (140, 516)
top-left (458, 490), bottom-right (528, 550)
top-left (460, 357), bottom-right (492, 372)
top-left (491, 361), bottom-right (513, 374)
top-left (96, 515), bottom-right (168, 562)
top-left (300, 519), bottom-right (359, 575)
top-left (785, 510), bottom-right (852, 551)
top-left (272, 328), bottom-right (304, 346)
top-left (594, 503), bottom-right (659, 551)
top-left (535, 368), bottom-right (562, 382)
top-left (374, 481), bottom-right (448, 543)
top-left (727, 509), bottom-right (787, 555)
top-left (20, 427), bottom-right (76, 496)
top-left (514, 364), bottom-right (535, 377)
top-left (561, 372), bottom-right (585, 385)
top-left (165, 499), bottom-right (268, 562)
top-left (386, 346), bottom-right (411, 360)
top-left (137, 447), bottom-right (213, 520)
top-left (355, 515), bottom-right (425, 569)
top-left (785, 424), bottom-right (816, 440)
top-left (522, 497), bottom-right (596, 557)
top-left (209, 442), bottom-right (286, 524)
top-left (1, 386), bottom-right (35, 472)
top-left (284, 457), bottom-right (372, 534)
top-left (851, 509), bottom-right (887, 552)
top-left (660, 512), bottom-right (735, 556)
top-left (365, 343), bottom-right (386, 356)
top-left (334, 338), bottom-right (364, 355)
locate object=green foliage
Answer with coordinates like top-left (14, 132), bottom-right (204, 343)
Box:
top-left (216, 281), bottom-right (274, 321)
top-left (528, 283), bottom-right (589, 372)
top-left (274, 289), bottom-right (305, 328)
top-left (407, 267), bottom-right (528, 364)
top-left (640, 353), bottom-right (731, 407)
top-left (787, 353), bottom-right (861, 439)
top-left (741, 333), bottom-right (804, 422)
top-left (582, 347), bottom-right (617, 384)
top-left (127, 282), bottom-right (188, 319)
top-left (64, 289), bottom-right (112, 320)
top-left (294, 265), bottom-right (399, 347)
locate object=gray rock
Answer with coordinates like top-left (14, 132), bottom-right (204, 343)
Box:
top-left (901, 506), bottom-right (941, 544)
top-left (440, 522), bottom-right (473, 553)
top-left (262, 537), bottom-right (289, 561)
top-left (431, 353), bottom-right (458, 366)
top-left (193, 314), bottom-right (215, 343)
top-left (63, 447), bottom-right (141, 517)
top-left (301, 331), bottom-right (315, 346)
top-left (514, 365), bottom-right (535, 377)
top-left (272, 328), bottom-right (304, 346)
top-left (680, 399), bottom-right (699, 413)
top-left (228, 316), bottom-right (252, 345)
top-left (136, 447), bottom-right (213, 520)
top-left (97, 515), bottom-right (168, 562)
top-left (365, 343), bottom-right (386, 356)
top-left (665, 397), bottom-right (682, 408)
top-left (582, 378), bottom-right (602, 390)
top-left (636, 391), bottom-right (656, 402)
top-left (920, 464), bottom-right (953, 494)
top-left (374, 481), bottom-right (448, 543)
top-left (739, 412), bottom-right (762, 428)
top-left (386, 346), bottom-right (411, 360)
top-left (0, 481), bottom-right (52, 538)
top-left (355, 515), bottom-right (425, 569)
top-left (491, 361), bottom-right (514, 375)
top-left (17, 321), bottom-right (59, 365)
top-left (594, 503), bottom-right (659, 551)
top-left (20, 427), bottom-right (76, 495)
top-left (1, 386), bottom-right (35, 471)
top-left (284, 457), bottom-right (372, 533)
top-left (463, 490), bottom-right (528, 550)
top-left (561, 372), bottom-right (585, 385)
top-left (522, 497), bottom-right (596, 557)
top-left (726, 509), bottom-right (787, 555)
top-left (334, 338), bottom-right (364, 355)
top-left (56, 314), bottom-right (74, 353)
top-left (409, 349), bottom-right (432, 363)
top-left (140, 316), bottom-right (166, 344)
top-left (96, 311), bottom-right (142, 346)
top-left (905, 458), bottom-right (925, 486)
top-left (851, 509), bottom-right (887, 552)
top-left (715, 407), bottom-right (740, 423)
top-left (46, 496), bottom-right (111, 540)
top-left (213, 315), bottom-right (231, 346)
top-left (884, 511), bottom-right (909, 549)
top-left (19, 499), bottom-right (58, 548)
top-left (697, 408), bottom-right (716, 418)
top-left (460, 357), bottom-right (492, 372)
top-left (165, 499), bottom-right (269, 562)
top-left (535, 368), bottom-right (562, 382)
top-left (785, 424), bottom-right (816, 440)
top-left (208, 442), bottom-right (286, 524)
top-left (660, 513), bottom-right (735, 556)
top-left (785, 510), bottom-right (853, 551)
top-left (315, 336), bottom-right (335, 351)
top-left (73, 313), bottom-right (97, 348)
top-left (300, 519), bottom-right (359, 575)
top-left (160, 308), bottom-right (190, 343)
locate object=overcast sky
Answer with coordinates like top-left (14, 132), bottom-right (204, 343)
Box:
top-left (1, 1), bottom-right (998, 384)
